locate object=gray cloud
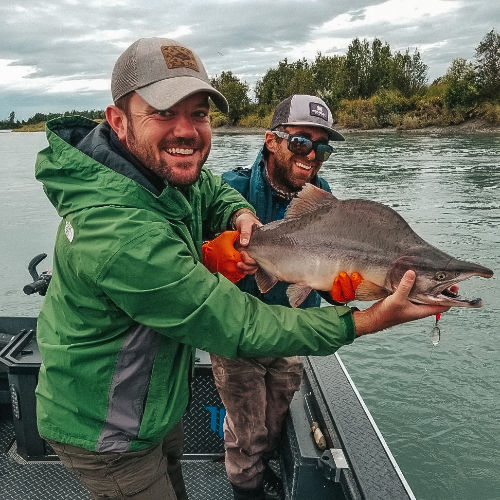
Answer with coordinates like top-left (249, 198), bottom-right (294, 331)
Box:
top-left (0, 0), bottom-right (497, 120)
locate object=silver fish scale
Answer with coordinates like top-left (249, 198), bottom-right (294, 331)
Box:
top-left (245, 184), bottom-right (493, 307)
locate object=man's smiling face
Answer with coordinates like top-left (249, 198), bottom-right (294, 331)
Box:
top-left (123, 92), bottom-right (212, 187)
top-left (267, 125), bottom-right (329, 192)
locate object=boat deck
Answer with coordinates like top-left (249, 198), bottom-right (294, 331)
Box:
top-left (0, 343), bottom-right (238, 500)
top-left (1, 320), bottom-right (415, 500)
top-left (0, 397), bottom-right (237, 500)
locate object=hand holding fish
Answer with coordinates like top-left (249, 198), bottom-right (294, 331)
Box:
top-left (202, 231), bottom-right (247, 283)
top-left (201, 210), bottom-right (262, 282)
top-left (330, 272), bottom-right (363, 303)
top-left (352, 270), bottom-right (453, 336)
top-left (230, 208), bottom-right (262, 246)
top-left (232, 209), bottom-right (263, 276)
top-left (237, 249), bottom-right (260, 276)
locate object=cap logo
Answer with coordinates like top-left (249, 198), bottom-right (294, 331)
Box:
top-left (161, 45), bottom-right (199, 72)
top-left (309, 102), bottom-right (328, 122)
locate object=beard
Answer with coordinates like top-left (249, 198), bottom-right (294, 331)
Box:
top-left (271, 148), bottom-right (321, 192)
top-left (126, 121), bottom-right (210, 187)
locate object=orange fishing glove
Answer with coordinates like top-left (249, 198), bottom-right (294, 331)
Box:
top-left (202, 231), bottom-right (246, 283)
top-left (330, 272), bottom-right (363, 303)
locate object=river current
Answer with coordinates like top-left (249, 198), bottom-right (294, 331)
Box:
top-left (1, 129), bottom-right (498, 499)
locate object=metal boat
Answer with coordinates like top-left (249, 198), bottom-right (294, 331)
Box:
top-left (0, 257), bottom-right (415, 499)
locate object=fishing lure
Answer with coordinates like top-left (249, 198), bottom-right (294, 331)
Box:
top-left (430, 313), bottom-right (442, 346)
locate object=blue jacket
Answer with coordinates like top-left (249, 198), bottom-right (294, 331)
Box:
top-left (222, 147), bottom-right (331, 308)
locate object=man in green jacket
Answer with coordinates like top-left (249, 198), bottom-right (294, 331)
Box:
top-left (34, 37), bottom-right (451, 500)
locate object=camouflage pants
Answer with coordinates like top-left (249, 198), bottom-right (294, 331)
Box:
top-left (210, 354), bottom-right (303, 489)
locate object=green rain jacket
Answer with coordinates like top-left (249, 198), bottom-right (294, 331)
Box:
top-left (34, 116), bottom-right (355, 453)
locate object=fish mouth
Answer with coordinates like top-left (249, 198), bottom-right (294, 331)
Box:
top-left (412, 278), bottom-right (489, 308)
top-left (412, 287), bottom-right (483, 308)
top-left (436, 285), bottom-right (482, 307)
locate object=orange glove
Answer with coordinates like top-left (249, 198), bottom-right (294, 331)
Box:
top-left (330, 272), bottom-right (363, 303)
top-left (202, 231), bottom-right (246, 283)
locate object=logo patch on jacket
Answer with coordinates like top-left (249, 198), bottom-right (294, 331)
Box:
top-left (161, 46), bottom-right (199, 72)
top-left (65, 220), bottom-right (74, 242)
top-left (309, 102), bottom-right (328, 122)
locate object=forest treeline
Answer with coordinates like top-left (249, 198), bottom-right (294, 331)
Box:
top-left (1, 109), bottom-right (105, 131)
top-left (2, 29), bottom-right (498, 131)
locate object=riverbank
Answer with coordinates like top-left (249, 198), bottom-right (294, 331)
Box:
top-left (6, 118), bottom-right (498, 135)
top-left (213, 118), bottom-right (499, 136)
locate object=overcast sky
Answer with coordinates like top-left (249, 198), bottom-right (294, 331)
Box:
top-left (1, 0), bottom-right (497, 121)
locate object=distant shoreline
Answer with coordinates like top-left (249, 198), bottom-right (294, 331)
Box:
top-left (213, 119), bottom-right (499, 136)
top-left (5, 118), bottom-right (498, 135)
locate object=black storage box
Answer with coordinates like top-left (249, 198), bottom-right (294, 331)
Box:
top-left (0, 330), bottom-right (225, 462)
top-left (0, 326), bottom-right (52, 461)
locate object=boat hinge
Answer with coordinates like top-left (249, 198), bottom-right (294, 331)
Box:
top-left (318, 448), bottom-right (349, 483)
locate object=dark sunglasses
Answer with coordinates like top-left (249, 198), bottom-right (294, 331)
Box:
top-left (273, 131), bottom-right (334, 162)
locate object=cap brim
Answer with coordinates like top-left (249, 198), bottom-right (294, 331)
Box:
top-left (279, 121), bottom-right (345, 141)
top-left (136, 76), bottom-right (228, 113)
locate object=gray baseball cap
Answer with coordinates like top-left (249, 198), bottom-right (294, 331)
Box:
top-left (111, 37), bottom-right (228, 113)
top-left (270, 94), bottom-right (344, 141)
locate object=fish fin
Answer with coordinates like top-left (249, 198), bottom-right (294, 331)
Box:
top-left (287, 284), bottom-right (313, 308)
top-left (285, 183), bottom-right (335, 219)
top-left (355, 280), bottom-right (390, 301)
top-left (255, 268), bottom-right (279, 293)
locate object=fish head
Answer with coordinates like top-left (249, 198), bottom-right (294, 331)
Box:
top-left (385, 250), bottom-right (494, 308)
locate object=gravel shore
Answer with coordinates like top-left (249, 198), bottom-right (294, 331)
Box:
top-left (213, 119), bottom-right (499, 136)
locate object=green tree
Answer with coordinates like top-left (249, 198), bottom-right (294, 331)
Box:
top-left (8, 111), bottom-right (15, 124)
top-left (390, 49), bottom-right (428, 97)
top-left (443, 58), bottom-right (479, 109)
top-left (312, 53), bottom-right (346, 113)
top-left (344, 38), bottom-right (372, 98)
top-left (343, 38), bottom-right (393, 99)
top-left (286, 66), bottom-right (316, 97)
top-left (211, 71), bottom-right (250, 125)
top-left (474, 29), bottom-right (500, 99)
top-left (255, 60), bottom-right (289, 106)
top-left (255, 58), bottom-right (314, 106)
top-left (444, 79), bottom-right (479, 108)
top-left (369, 39), bottom-right (392, 95)
top-left (444, 58), bottom-right (476, 83)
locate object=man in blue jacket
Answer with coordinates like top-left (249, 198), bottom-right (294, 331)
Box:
top-left (210, 95), bottom-right (352, 499)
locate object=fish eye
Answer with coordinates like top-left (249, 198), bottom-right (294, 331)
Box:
top-left (435, 271), bottom-right (447, 281)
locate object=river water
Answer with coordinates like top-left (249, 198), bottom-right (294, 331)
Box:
top-left (1, 129), bottom-right (499, 499)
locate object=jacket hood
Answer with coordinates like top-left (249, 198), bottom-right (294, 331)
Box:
top-left (35, 116), bottom-right (194, 221)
